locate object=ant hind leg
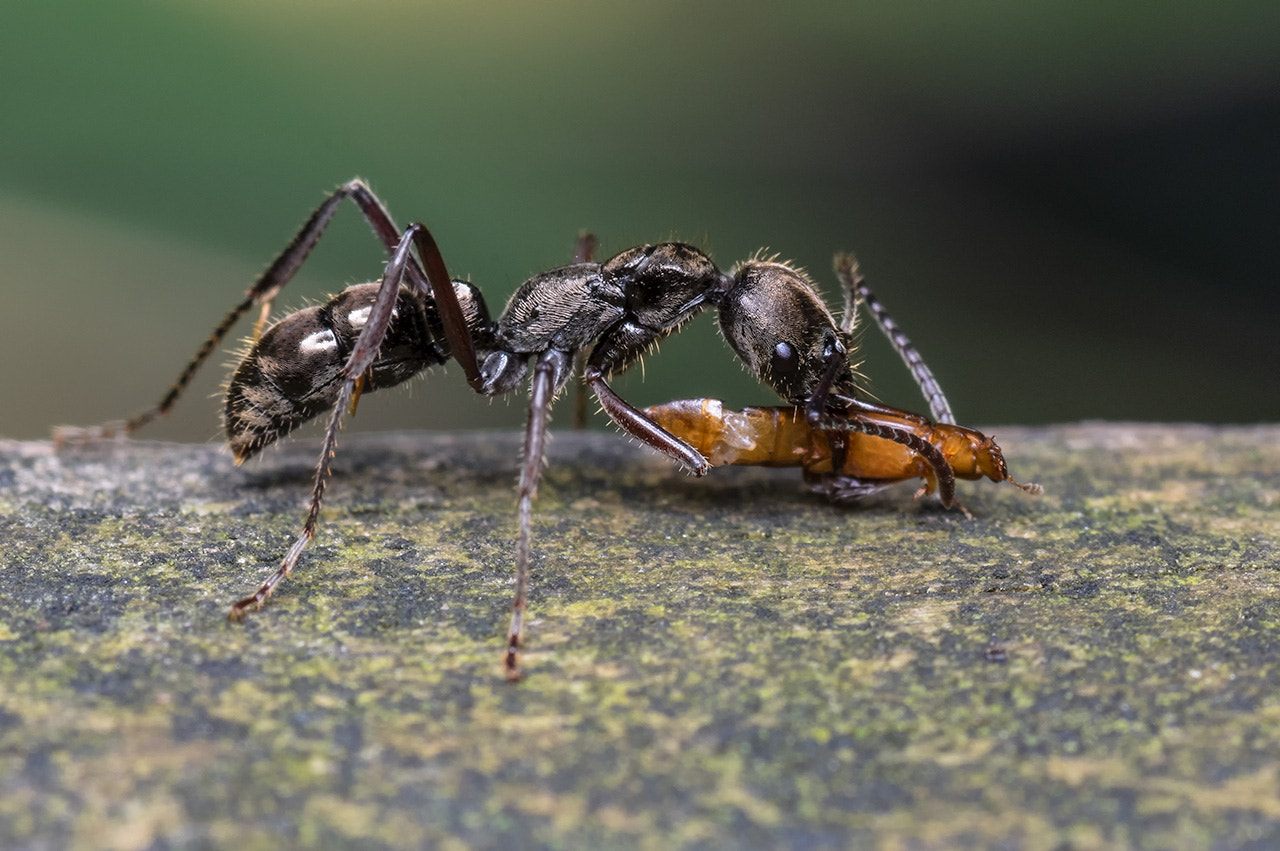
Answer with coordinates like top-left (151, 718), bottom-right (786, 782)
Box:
top-left (227, 222), bottom-right (448, 617)
top-left (54, 179), bottom-right (445, 447)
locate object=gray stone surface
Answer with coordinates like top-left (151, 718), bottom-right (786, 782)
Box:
top-left (1, 424), bottom-right (1278, 848)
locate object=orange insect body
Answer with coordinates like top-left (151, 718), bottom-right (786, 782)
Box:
top-left (644, 398), bottom-right (1038, 500)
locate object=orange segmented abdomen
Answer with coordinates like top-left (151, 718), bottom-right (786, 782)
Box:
top-left (644, 398), bottom-right (812, 467)
top-left (646, 398), bottom-right (1041, 497)
top-left (840, 408), bottom-right (1038, 492)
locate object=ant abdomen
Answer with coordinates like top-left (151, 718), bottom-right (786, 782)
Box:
top-left (223, 283), bottom-right (445, 463)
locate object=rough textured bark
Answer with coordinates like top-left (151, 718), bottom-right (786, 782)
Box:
top-left (2, 424), bottom-right (1278, 848)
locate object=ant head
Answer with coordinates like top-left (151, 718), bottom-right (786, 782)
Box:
top-left (719, 258), bottom-right (855, 403)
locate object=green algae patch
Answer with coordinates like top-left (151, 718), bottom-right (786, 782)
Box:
top-left (2, 424), bottom-right (1280, 848)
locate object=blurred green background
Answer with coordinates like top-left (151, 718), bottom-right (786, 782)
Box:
top-left (2, 1), bottom-right (1277, 444)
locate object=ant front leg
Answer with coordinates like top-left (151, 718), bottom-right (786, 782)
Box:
top-left (228, 222), bottom-right (454, 618)
top-left (577, 242), bottom-right (722, 474)
top-left (833, 254), bottom-right (955, 425)
top-left (580, 319), bottom-right (713, 475)
top-left (804, 349), bottom-right (959, 509)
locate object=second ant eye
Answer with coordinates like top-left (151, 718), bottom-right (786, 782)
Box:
top-left (771, 341), bottom-right (799, 381)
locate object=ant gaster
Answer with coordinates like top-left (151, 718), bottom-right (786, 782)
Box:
top-left (54, 179), bottom-right (1037, 681)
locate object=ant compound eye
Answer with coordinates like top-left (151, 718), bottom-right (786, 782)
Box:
top-left (771, 341), bottom-right (799, 381)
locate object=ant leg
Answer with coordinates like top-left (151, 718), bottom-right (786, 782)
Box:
top-left (574, 232), bottom-right (599, 264)
top-left (831, 396), bottom-right (959, 508)
top-left (833, 254), bottom-right (956, 425)
top-left (399, 224), bottom-right (481, 384)
top-left (803, 469), bottom-right (894, 503)
top-left (802, 346), bottom-right (958, 508)
top-left (228, 224), bottom-right (432, 617)
top-left (53, 178), bottom-right (438, 446)
top-left (227, 380), bottom-right (354, 618)
top-left (505, 348), bottom-right (573, 680)
top-left (580, 320), bottom-right (711, 475)
top-left (270, 183), bottom-right (481, 383)
top-left (584, 364), bottom-right (711, 475)
top-left (56, 185), bottom-right (353, 445)
top-left (52, 286), bottom-right (261, 446)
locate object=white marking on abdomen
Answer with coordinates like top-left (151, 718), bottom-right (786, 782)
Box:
top-left (300, 329), bottom-right (339, 355)
top-left (348, 306), bottom-right (372, 328)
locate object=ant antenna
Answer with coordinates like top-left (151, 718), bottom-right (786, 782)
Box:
top-left (834, 254), bottom-right (956, 425)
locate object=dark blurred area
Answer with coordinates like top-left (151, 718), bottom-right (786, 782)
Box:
top-left (2, 2), bottom-right (1276, 445)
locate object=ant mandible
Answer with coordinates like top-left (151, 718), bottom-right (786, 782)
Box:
top-left (54, 179), bottom-right (1038, 680)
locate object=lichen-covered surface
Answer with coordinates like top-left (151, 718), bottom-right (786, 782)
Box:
top-left (1, 423), bottom-right (1278, 849)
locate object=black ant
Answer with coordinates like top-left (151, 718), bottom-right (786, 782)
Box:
top-left (55, 179), bottom-right (1038, 680)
